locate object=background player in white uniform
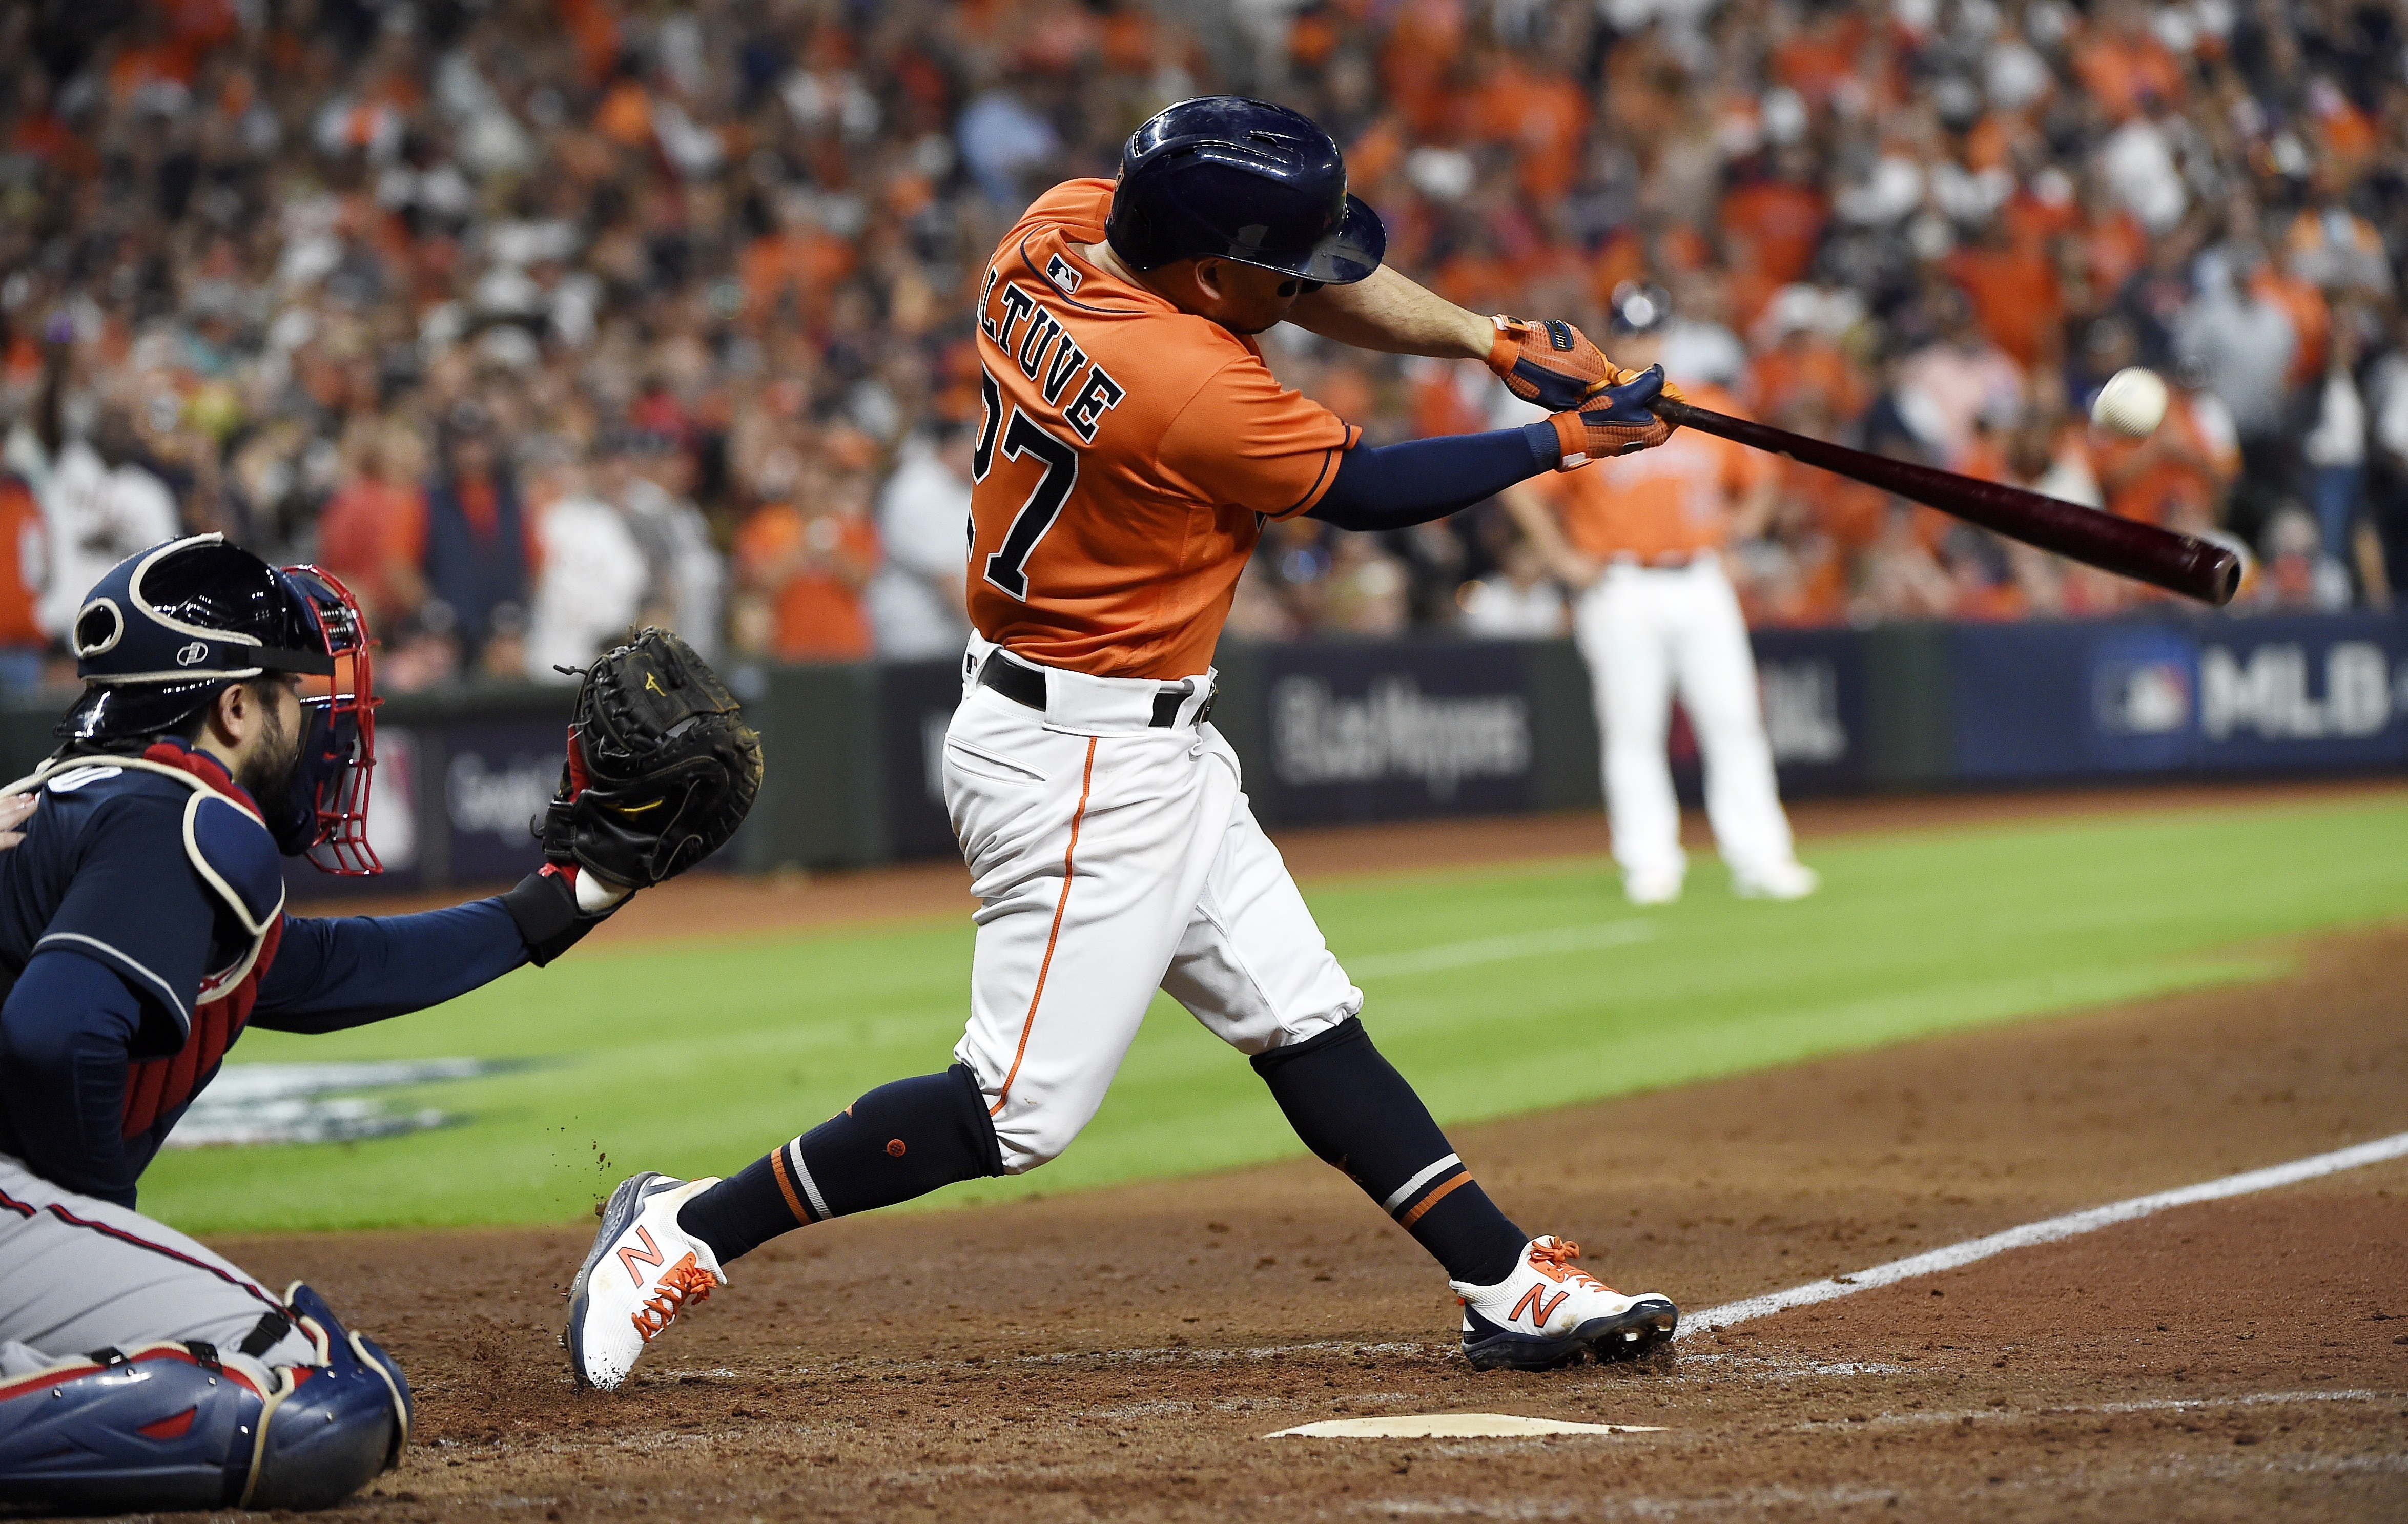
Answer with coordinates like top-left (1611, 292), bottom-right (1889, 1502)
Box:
top-left (1504, 287), bottom-right (1818, 905)
top-left (569, 98), bottom-right (1694, 1390)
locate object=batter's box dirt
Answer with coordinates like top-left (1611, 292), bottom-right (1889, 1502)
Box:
top-left (188, 923), bottom-right (2408, 1523)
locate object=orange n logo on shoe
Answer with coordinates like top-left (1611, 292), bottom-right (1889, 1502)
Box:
top-left (1510, 1285), bottom-right (1569, 1327)
top-left (618, 1225), bottom-right (667, 1286)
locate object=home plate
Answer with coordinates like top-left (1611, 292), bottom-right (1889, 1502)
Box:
top-left (1266, 1413), bottom-right (1666, 1439)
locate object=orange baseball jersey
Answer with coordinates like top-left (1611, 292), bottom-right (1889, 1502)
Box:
top-left (1528, 382), bottom-right (1772, 560)
top-left (967, 179), bottom-right (1359, 679)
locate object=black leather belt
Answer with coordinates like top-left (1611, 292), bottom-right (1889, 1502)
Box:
top-left (977, 650), bottom-right (1213, 728)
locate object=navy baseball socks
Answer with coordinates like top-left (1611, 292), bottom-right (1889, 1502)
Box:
top-left (571, 1029), bottom-right (1670, 1387)
top-left (671, 1028), bottom-right (1521, 1285)
top-left (1250, 1016), bottom-right (1527, 1286)
top-left (676, 1066), bottom-right (1004, 1262)
top-left (1252, 1016), bottom-right (1678, 1369)
top-left (569, 1068), bottom-right (1004, 1389)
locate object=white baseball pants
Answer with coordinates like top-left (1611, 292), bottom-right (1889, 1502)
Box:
top-left (0, 1153), bottom-right (315, 1383)
top-left (1571, 555), bottom-right (1798, 884)
top-left (945, 636), bottom-right (1363, 1172)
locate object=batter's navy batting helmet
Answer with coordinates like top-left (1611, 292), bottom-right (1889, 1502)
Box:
top-left (60, 534), bottom-right (383, 872)
top-left (1106, 97), bottom-right (1386, 285)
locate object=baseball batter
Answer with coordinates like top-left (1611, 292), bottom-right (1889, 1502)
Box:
top-left (0, 538), bottom-right (727, 1512)
top-left (1503, 287), bottom-right (1817, 905)
top-left (571, 98), bottom-right (1694, 1390)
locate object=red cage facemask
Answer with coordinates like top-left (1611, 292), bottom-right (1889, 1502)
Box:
top-left (278, 565), bottom-right (381, 875)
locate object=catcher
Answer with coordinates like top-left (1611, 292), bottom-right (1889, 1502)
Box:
top-left (0, 536), bottom-right (757, 1514)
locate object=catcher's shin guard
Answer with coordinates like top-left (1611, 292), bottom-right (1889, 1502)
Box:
top-left (246, 1282), bottom-right (411, 1510)
top-left (0, 1343), bottom-right (264, 1512)
top-left (0, 1287), bottom-right (409, 1513)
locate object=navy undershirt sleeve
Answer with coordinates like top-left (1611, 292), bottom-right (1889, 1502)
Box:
top-left (1306, 423), bottom-right (1560, 531)
top-left (251, 899), bottom-right (531, 1034)
top-left (0, 950), bottom-right (146, 1205)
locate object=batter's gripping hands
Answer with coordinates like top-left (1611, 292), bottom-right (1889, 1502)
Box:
top-left (1487, 315), bottom-right (1615, 411)
top-left (1547, 365), bottom-right (1682, 468)
top-left (543, 629), bottom-right (764, 891)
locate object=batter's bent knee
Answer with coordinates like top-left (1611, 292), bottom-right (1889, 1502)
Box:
top-left (990, 1108), bottom-right (1083, 1173)
top-left (956, 1051), bottom-right (1094, 1174)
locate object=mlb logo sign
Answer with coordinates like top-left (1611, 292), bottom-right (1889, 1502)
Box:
top-left (2092, 659), bottom-right (2192, 736)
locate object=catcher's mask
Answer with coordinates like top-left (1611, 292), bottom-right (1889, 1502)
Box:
top-left (60, 535), bottom-right (383, 873)
top-left (284, 564), bottom-right (381, 874)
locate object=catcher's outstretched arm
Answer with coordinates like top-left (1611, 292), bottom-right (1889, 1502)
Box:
top-left (251, 900), bottom-right (534, 1032)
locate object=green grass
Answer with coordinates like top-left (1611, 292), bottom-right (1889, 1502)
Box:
top-left (145, 792), bottom-right (2408, 1234)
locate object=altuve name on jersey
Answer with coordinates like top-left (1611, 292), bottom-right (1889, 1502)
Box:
top-left (978, 268), bottom-right (1126, 443)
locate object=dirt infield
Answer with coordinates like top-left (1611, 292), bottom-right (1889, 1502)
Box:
top-left (187, 916), bottom-right (2408, 1522)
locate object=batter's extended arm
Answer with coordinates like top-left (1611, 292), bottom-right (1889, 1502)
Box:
top-left (1288, 267), bottom-right (1493, 360)
top-left (1292, 270), bottom-right (1658, 417)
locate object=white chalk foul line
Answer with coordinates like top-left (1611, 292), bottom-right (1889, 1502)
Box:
top-left (1348, 921), bottom-right (1656, 979)
top-left (1678, 1129), bottom-right (2408, 1340)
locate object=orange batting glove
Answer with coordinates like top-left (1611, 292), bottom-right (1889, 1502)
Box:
top-left (1548, 365), bottom-right (1679, 468)
top-left (1488, 315), bottom-right (1616, 411)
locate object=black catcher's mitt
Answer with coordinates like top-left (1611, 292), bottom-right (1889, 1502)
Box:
top-left (541, 629), bottom-right (763, 890)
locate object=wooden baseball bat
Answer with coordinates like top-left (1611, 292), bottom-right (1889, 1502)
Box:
top-left (1647, 395), bottom-right (2241, 606)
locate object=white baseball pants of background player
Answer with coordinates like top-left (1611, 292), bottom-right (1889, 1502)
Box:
top-left (1571, 553), bottom-right (1805, 900)
top-left (945, 633), bottom-right (1363, 1171)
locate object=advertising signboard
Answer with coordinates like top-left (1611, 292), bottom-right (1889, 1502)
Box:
top-left (1953, 615), bottom-right (2408, 778)
top-left (1250, 641), bottom-right (1538, 827)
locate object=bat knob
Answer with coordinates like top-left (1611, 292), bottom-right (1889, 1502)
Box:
top-left (2200, 546), bottom-right (2242, 607)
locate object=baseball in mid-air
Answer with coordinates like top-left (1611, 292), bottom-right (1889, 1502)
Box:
top-left (2091, 367), bottom-right (2169, 437)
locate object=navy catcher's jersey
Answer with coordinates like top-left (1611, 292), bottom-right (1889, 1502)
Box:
top-left (0, 749), bottom-right (285, 1189)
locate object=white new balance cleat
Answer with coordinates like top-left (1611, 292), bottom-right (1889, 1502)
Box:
top-left (567, 1172), bottom-right (726, 1391)
top-left (1733, 861), bottom-right (1819, 900)
top-left (1450, 1236), bottom-right (1678, 1371)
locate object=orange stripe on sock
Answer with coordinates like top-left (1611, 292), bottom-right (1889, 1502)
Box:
top-left (1397, 1171), bottom-right (1472, 1228)
top-left (991, 738), bottom-right (1098, 1118)
top-left (768, 1144), bottom-right (809, 1224)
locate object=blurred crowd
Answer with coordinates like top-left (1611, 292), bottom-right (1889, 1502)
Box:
top-left (3, 0), bottom-right (2405, 694)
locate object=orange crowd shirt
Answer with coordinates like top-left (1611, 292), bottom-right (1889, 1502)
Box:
top-left (0, 476), bottom-right (44, 646)
top-left (1527, 383), bottom-right (1772, 562)
top-left (735, 503), bottom-right (881, 662)
top-left (2092, 395), bottom-right (2238, 527)
top-left (315, 478), bottom-right (427, 626)
top-left (966, 179), bottom-right (1359, 679)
